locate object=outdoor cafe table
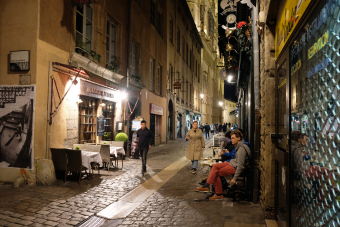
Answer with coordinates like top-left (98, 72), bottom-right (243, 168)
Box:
top-left (81, 150), bottom-right (103, 172)
top-left (109, 146), bottom-right (126, 157)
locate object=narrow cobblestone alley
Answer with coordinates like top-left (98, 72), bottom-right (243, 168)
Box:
top-left (0, 138), bottom-right (265, 227)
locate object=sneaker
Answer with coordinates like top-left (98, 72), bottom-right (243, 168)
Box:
top-left (209, 194), bottom-right (224, 200)
top-left (191, 169), bottom-right (197, 174)
top-left (194, 186), bottom-right (210, 192)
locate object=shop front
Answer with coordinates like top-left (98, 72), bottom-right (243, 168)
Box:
top-left (49, 63), bottom-right (124, 149)
top-left (186, 111), bottom-right (194, 134)
top-left (274, 0), bottom-right (340, 226)
top-left (150, 103), bottom-right (164, 146)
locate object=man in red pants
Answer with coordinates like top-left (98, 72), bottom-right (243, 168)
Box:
top-left (194, 130), bottom-right (251, 200)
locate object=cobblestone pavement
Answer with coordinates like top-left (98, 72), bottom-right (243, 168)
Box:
top-left (0, 138), bottom-right (194, 227)
top-left (0, 136), bottom-right (265, 227)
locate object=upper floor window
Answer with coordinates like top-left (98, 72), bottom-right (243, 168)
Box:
top-left (151, 0), bottom-right (156, 26)
top-left (130, 40), bottom-right (139, 76)
top-left (106, 20), bottom-right (116, 65)
top-left (76, 5), bottom-right (93, 52)
top-left (176, 29), bottom-right (180, 53)
top-left (150, 58), bottom-right (154, 91)
top-left (156, 10), bottom-right (163, 36)
top-left (157, 64), bottom-right (162, 95)
top-left (182, 38), bottom-right (185, 57)
top-left (169, 17), bottom-right (173, 43)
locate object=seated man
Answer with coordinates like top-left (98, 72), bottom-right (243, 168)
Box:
top-left (195, 130), bottom-right (251, 200)
top-left (220, 131), bottom-right (235, 162)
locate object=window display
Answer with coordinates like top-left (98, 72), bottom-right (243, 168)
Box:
top-left (289, 0), bottom-right (340, 226)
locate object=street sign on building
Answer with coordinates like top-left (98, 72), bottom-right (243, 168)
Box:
top-left (173, 82), bottom-right (181, 90)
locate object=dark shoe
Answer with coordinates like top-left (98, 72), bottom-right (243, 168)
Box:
top-left (191, 169), bottom-right (197, 174)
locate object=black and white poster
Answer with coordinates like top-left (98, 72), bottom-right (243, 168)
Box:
top-left (0, 86), bottom-right (35, 169)
top-left (97, 116), bottom-right (105, 136)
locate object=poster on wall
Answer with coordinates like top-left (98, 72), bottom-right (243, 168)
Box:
top-left (0, 85), bottom-right (35, 169)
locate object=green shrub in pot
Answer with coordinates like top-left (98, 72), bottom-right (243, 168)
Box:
top-left (115, 132), bottom-right (128, 142)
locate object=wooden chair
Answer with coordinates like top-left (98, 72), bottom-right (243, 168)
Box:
top-left (50, 148), bottom-right (68, 182)
top-left (228, 170), bottom-right (250, 201)
top-left (111, 141), bottom-right (124, 169)
top-left (99, 144), bottom-right (111, 172)
top-left (87, 145), bottom-right (101, 174)
top-left (66, 149), bottom-right (87, 184)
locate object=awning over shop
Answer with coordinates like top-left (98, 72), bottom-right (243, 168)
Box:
top-left (52, 62), bottom-right (90, 79)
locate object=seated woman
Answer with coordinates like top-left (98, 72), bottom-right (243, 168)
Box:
top-left (195, 130), bottom-right (251, 200)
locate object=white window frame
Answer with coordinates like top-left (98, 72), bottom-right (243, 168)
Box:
top-left (76, 5), bottom-right (93, 52)
top-left (106, 20), bottom-right (116, 65)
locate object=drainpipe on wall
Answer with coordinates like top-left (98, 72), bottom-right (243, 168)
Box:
top-left (252, 0), bottom-right (260, 204)
top-left (126, 0), bottom-right (131, 155)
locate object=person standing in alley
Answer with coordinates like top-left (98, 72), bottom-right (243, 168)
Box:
top-left (137, 120), bottom-right (154, 175)
top-left (219, 123), bottom-right (222, 132)
top-left (210, 123), bottom-right (214, 137)
top-left (186, 121), bottom-right (205, 174)
top-left (228, 122), bottom-right (231, 129)
top-left (205, 123), bottom-right (210, 139)
top-left (223, 123), bottom-right (227, 133)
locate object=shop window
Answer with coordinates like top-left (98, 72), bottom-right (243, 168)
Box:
top-left (106, 20), bottom-right (116, 65)
top-left (78, 97), bottom-right (97, 144)
top-left (76, 5), bottom-right (93, 52)
top-left (130, 40), bottom-right (139, 77)
top-left (176, 29), bottom-right (180, 53)
top-left (155, 115), bottom-right (160, 136)
top-left (102, 102), bottom-right (115, 141)
top-left (150, 58), bottom-right (154, 91)
top-left (157, 64), bottom-right (162, 95)
top-left (169, 17), bottom-right (173, 43)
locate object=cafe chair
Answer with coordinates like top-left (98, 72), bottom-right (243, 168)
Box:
top-left (111, 141), bottom-right (124, 169)
top-left (50, 148), bottom-right (68, 182)
top-left (66, 149), bottom-right (88, 184)
top-left (226, 170), bottom-right (250, 201)
top-left (100, 144), bottom-right (111, 172)
top-left (87, 145), bottom-right (101, 174)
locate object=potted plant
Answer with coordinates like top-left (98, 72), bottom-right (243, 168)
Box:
top-left (115, 132), bottom-right (128, 159)
top-left (131, 75), bottom-right (141, 83)
top-left (90, 50), bottom-right (101, 62)
top-left (75, 146), bottom-right (80, 150)
top-left (76, 40), bottom-right (86, 53)
top-left (103, 142), bottom-right (107, 145)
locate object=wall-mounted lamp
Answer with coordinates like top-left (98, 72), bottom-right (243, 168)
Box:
top-left (200, 94), bottom-right (204, 99)
top-left (219, 101), bottom-right (223, 106)
top-left (121, 91), bottom-right (127, 100)
top-left (76, 96), bottom-right (83, 103)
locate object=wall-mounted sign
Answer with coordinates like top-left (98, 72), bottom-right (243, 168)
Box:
top-left (275, 0), bottom-right (312, 59)
top-left (10, 51), bottom-right (30, 71)
top-left (150, 104), bottom-right (163, 115)
top-left (173, 82), bottom-right (181, 90)
top-left (79, 79), bottom-right (120, 102)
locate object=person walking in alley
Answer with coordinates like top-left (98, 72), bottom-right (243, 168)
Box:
top-left (137, 120), bottom-right (154, 175)
top-left (186, 121), bottom-right (205, 174)
top-left (210, 123), bottom-right (214, 136)
top-left (218, 123), bottom-right (222, 132)
top-left (228, 122), bottom-right (231, 129)
top-left (194, 130), bottom-right (251, 200)
top-left (222, 123), bottom-right (227, 133)
top-left (205, 123), bottom-right (210, 139)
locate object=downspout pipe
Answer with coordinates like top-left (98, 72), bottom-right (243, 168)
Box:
top-left (252, 0), bottom-right (260, 204)
top-left (126, 0), bottom-right (131, 155)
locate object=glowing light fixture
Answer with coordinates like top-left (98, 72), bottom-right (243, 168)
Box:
top-left (219, 101), bottom-right (223, 106)
top-left (200, 94), bottom-right (204, 99)
top-left (121, 91), bottom-right (127, 100)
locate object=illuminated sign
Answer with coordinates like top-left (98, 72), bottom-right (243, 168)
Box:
top-left (307, 30), bottom-right (329, 59)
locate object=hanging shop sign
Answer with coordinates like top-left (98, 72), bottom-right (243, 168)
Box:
top-left (79, 79), bottom-right (120, 102)
top-left (173, 82), bottom-right (181, 90)
top-left (150, 103), bottom-right (163, 115)
top-left (275, 0), bottom-right (312, 59)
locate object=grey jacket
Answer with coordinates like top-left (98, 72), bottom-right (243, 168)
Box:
top-left (229, 141), bottom-right (251, 181)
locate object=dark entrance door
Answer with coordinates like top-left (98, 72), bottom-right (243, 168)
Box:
top-left (275, 55), bottom-right (290, 227)
top-left (150, 114), bottom-right (155, 146)
top-left (168, 100), bottom-right (173, 140)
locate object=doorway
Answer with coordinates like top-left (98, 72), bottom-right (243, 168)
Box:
top-left (177, 113), bottom-right (182, 138)
top-left (150, 114), bottom-right (155, 146)
top-left (275, 56), bottom-right (290, 227)
top-left (168, 100), bottom-right (174, 140)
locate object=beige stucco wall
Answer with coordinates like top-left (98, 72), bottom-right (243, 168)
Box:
top-left (140, 88), bottom-right (167, 144)
top-left (0, 0), bottom-right (39, 181)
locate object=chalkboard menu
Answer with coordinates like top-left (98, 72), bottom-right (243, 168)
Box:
top-left (97, 116), bottom-right (105, 136)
